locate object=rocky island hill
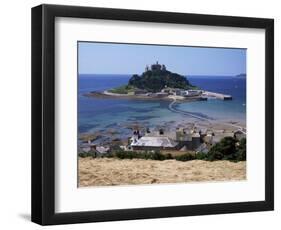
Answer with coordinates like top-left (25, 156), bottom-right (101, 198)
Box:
top-left (85, 62), bottom-right (232, 101)
top-left (108, 61), bottom-right (197, 94)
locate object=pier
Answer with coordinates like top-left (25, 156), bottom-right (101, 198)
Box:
top-left (203, 91), bottom-right (232, 100)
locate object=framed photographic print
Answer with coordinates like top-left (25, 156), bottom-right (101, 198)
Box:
top-left (31, 4), bottom-right (274, 225)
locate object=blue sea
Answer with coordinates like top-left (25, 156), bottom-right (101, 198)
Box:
top-left (78, 74), bottom-right (246, 140)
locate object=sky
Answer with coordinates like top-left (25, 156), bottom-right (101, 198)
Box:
top-left (78, 42), bottom-right (246, 76)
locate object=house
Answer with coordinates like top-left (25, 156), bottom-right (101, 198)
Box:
top-left (96, 146), bottom-right (110, 155)
top-left (155, 92), bottom-right (169, 97)
top-left (212, 132), bottom-right (234, 144)
top-left (234, 130), bottom-right (246, 140)
top-left (175, 128), bottom-right (202, 150)
top-left (79, 141), bottom-right (110, 156)
top-left (161, 88), bottom-right (202, 97)
top-left (161, 87), bottom-right (181, 95)
top-left (134, 89), bottom-right (148, 95)
top-left (130, 136), bottom-right (178, 150)
top-left (176, 128), bottom-right (192, 141)
top-left (173, 89), bottom-right (182, 96)
top-left (79, 141), bottom-right (97, 153)
top-left (202, 130), bottom-right (214, 143)
top-left (184, 90), bottom-right (202, 97)
top-left (161, 87), bottom-right (173, 94)
top-left (195, 143), bottom-right (209, 154)
top-left (192, 132), bottom-right (201, 149)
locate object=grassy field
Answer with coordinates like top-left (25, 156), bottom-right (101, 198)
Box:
top-left (78, 157), bottom-right (246, 187)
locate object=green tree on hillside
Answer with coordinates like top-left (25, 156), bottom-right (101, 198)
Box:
top-left (128, 68), bottom-right (195, 92)
top-left (207, 136), bottom-right (240, 161)
top-left (237, 138), bottom-right (246, 161)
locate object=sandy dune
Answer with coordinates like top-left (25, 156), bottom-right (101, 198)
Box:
top-left (78, 158), bottom-right (246, 187)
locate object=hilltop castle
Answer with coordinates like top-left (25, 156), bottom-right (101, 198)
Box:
top-left (145, 61), bottom-right (166, 72)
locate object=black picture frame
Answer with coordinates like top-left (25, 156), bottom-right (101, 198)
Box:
top-left (31, 4), bottom-right (274, 225)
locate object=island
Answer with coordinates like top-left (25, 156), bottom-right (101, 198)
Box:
top-left (85, 62), bottom-right (232, 101)
top-left (236, 73), bottom-right (246, 78)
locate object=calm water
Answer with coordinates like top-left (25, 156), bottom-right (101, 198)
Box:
top-left (78, 74), bottom-right (246, 136)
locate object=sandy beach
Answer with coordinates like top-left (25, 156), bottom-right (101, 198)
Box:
top-left (78, 158), bottom-right (246, 187)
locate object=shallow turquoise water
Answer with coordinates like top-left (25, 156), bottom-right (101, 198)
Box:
top-left (78, 74), bottom-right (246, 139)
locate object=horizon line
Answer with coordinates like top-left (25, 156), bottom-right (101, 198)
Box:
top-left (78, 73), bottom-right (246, 77)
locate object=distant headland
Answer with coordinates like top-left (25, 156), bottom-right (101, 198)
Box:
top-left (236, 73), bottom-right (246, 78)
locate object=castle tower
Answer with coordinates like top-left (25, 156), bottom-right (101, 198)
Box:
top-left (151, 61), bottom-right (162, 71)
top-left (145, 65), bottom-right (149, 71)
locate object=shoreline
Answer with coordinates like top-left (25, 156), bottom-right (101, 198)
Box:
top-left (84, 90), bottom-right (206, 102)
top-left (80, 89), bottom-right (245, 146)
top-left (79, 118), bottom-right (246, 148)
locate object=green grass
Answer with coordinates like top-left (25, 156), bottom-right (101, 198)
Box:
top-left (108, 85), bottom-right (136, 94)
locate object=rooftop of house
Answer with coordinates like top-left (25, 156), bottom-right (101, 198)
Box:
top-left (131, 136), bottom-right (178, 148)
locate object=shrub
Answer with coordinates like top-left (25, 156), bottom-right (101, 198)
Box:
top-left (151, 150), bottom-right (166, 161)
top-left (78, 151), bottom-right (96, 158)
top-left (113, 149), bottom-right (168, 161)
top-left (141, 151), bottom-right (154, 160)
top-left (175, 153), bottom-right (195, 161)
top-left (237, 138), bottom-right (246, 161)
top-left (102, 152), bottom-right (114, 158)
top-left (165, 153), bottom-right (173, 160)
top-left (206, 136), bottom-right (246, 162)
top-left (207, 144), bottom-right (224, 161)
top-left (115, 150), bottom-right (138, 159)
top-left (217, 136), bottom-right (237, 156)
top-left (195, 152), bottom-right (207, 160)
